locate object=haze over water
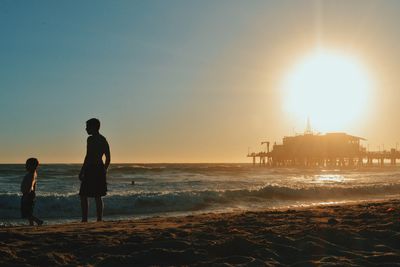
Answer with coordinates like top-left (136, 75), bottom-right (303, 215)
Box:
top-left (2, 164), bottom-right (400, 226)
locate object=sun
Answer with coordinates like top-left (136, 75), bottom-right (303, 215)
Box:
top-left (282, 49), bottom-right (372, 133)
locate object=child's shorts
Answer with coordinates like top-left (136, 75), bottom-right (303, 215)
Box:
top-left (21, 192), bottom-right (35, 218)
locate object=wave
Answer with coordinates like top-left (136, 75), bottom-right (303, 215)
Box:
top-left (1, 184), bottom-right (400, 220)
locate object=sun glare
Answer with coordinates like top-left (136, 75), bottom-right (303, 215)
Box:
top-left (283, 49), bottom-right (372, 133)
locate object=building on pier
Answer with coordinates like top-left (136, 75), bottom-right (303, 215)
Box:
top-left (247, 131), bottom-right (400, 167)
top-left (272, 132), bottom-right (365, 167)
top-left (249, 132), bottom-right (400, 167)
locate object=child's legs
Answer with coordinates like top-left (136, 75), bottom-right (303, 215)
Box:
top-left (22, 194), bottom-right (36, 226)
top-left (95, 197), bottom-right (103, 221)
top-left (80, 196), bottom-right (88, 222)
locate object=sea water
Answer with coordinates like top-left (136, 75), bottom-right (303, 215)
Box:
top-left (1, 164), bottom-right (400, 226)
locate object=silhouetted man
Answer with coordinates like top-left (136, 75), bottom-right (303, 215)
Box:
top-left (79, 118), bottom-right (110, 222)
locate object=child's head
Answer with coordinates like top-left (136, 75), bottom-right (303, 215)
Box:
top-left (86, 118), bottom-right (101, 135)
top-left (25, 158), bottom-right (39, 172)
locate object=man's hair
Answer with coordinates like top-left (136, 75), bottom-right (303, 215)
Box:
top-left (86, 118), bottom-right (101, 131)
top-left (26, 158), bottom-right (39, 170)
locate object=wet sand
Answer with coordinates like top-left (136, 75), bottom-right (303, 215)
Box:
top-left (1, 200), bottom-right (400, 266)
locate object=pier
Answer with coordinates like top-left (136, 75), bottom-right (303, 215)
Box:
top-left (248, 132), bottom-right (400, 167)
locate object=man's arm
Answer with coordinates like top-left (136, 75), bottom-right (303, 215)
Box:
top-left (79, 137), bottom-right (90, 180)
top-left (104, 140), bottom-right (111, 170)
top-left (79, 157), bottom-right (88, 180)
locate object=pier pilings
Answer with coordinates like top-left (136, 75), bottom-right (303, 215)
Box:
top-left (248, 150), bottom-right (400, 168)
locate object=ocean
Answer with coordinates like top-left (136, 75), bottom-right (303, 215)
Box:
top-left (1, 164), bottom-right (400, 226)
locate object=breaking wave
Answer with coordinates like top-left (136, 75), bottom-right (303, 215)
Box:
top-left (1, 183), bottom-right (399, 220)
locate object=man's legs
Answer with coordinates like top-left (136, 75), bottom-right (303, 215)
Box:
top-left (29, 215), bottom-right (43, 226)
top-left (80, 195), bottom-right (88, 222)
top-left (95, 197), bottom-right (103, 222)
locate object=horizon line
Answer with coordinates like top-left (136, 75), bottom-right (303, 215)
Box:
top-left (0, 162), bottom-right (251, 165)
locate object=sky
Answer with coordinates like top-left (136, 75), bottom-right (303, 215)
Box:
top-left (1, 0), bottom-right (400, 163)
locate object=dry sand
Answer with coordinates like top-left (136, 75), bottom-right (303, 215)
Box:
top-left (1, 200), bottom-right (400, 266)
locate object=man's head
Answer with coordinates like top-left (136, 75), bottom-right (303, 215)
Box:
top-left (26, 158), bottom-right (39, 172)
top-left (86, 118), bottom-right (101, 135)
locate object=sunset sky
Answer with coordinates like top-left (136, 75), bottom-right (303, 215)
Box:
top-left (1, 0), bottom-right (400, 163)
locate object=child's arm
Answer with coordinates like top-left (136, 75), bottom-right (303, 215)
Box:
top-left (21, 174), bottom-right (34, 194)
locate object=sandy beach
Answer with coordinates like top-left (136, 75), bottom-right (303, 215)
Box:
top-left (1, 200), bottom-right (400, 266)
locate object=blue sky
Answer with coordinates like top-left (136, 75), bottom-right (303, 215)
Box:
top-left (1, 1), bottom-right (400, 162)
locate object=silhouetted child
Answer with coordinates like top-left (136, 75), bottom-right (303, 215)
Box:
top-left (21, 158), bottom-right (43, 226)
top-left (79, 118), bottom-right (111, 222)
